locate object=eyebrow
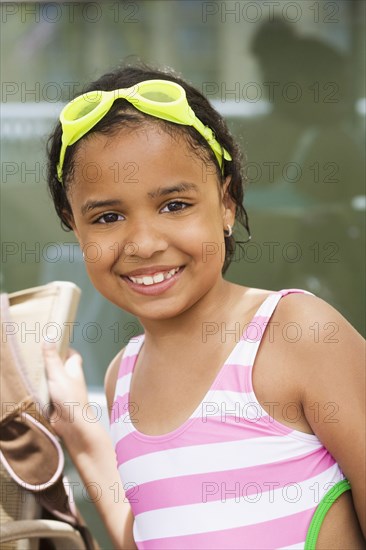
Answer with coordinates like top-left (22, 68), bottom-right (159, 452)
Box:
top-left (80, 182), bottom-right (199, 215)
top-left (147, 182), bottom-right (199, 199)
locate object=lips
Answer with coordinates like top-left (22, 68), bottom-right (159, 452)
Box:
top-left (121, 266), bottom-right (184, 295)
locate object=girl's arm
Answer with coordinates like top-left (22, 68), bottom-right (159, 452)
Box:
top-left (43, 344), bottom-right (137, 550)
top-left (280, 294), bottom-right (366, 538)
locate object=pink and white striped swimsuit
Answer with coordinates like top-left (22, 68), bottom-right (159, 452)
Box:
top-left (110, 289), bottom-right (350, 549)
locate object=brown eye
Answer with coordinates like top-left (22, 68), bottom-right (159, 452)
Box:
top-left (161, 201), bottom-right (190, 213)
top-left (96, 212), bottom-right (123, 224)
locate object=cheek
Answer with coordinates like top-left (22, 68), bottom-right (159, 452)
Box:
top-left (181, 216), bottom-right (226, 267)
top-left (80, 237), bottom-right (118, 279)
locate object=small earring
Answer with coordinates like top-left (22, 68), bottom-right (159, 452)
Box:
top-left (224, 224), bottom-right (232, 238)
top-left (82, 251), bottom-right (86, 261)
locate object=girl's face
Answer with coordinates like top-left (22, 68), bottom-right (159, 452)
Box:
top-left (67, 123), bottom-right (235, 321)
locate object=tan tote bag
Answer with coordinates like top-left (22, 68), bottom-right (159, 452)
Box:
top-left (0, 281), bottom-right (96, 550)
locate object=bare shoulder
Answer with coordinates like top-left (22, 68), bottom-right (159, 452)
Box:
top-left (271, 291), bottom-right (365, 405)
top-left (258, 293), bottom-right (365, 418)
top-left (273, 291), bottom-right (364, 347)
top-left (105, 347), bottom-right (125, 415)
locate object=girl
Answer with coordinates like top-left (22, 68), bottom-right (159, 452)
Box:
top-left (43, 64), bottom-right (365, 549)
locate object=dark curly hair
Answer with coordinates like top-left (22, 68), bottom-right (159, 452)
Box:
top-left (47, 61), bottom-right (250, 273)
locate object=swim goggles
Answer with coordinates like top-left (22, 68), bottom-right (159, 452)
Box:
top-left (57, 79), bottom-right (232, 182)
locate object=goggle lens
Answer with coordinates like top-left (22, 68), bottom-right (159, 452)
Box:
top-left (65, 92), bottom-right (104, 122)
top-left (140, 90), bottom-right (177, 102)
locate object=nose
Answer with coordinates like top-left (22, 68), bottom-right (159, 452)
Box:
top-left (122, 220), bottom-right (169, 260)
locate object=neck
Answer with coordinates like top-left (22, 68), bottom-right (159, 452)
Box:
top-left (137, 278), bottom-right (248, 352)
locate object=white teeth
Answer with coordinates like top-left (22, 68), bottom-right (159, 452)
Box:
top-left (142, 276), bottom-right (154, 285)
top-left (152, 273), bottom-right (165, 284)
top-left (128, 267), bottom-right (180, 285)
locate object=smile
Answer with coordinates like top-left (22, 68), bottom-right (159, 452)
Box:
top-left (127, 267), bottom-right (181, 286)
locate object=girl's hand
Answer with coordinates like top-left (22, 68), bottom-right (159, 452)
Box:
top-left (42, 342), bottom-right (90, 440)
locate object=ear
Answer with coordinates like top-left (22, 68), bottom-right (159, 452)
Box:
top-left (62, 210), bottom-right (81, 243)
top-left (221, 176), bottom-right (236, 227)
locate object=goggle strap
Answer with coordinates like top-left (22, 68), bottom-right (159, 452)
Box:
top-left (57, 80), bottom-right (233, 182)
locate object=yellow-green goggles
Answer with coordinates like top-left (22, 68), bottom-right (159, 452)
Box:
top-left (57, 79), bottom-right (232, 183)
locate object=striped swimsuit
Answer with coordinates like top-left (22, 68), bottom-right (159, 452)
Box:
top-left (110, 289), bottom-right (351, 549)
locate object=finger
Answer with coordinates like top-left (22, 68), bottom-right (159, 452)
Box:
top-left (65, 347), bottom-right (81, 360)
top-left (42, 341), bottom-right (63, 378)
top-left (64, 352), bottom-right (84, 380)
